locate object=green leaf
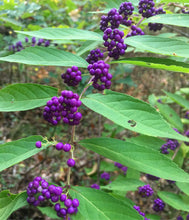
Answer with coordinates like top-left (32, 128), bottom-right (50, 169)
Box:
top-left (0, 17), bottom-right (23, 27)
top-left (145, 214), bottom-right (161, 220)
top-left (0, 135), bottom-right (51, 172)
top-left (125, 35), bottom-right (189, 58)
top-left (128, 135), bottom-right (165, 151)
top-left (0, 190), bottom-right (27, 220)
top-left (79, 137), bottom-right (189, 182)
top-left (69, 186), bottom-right (143, 220)
top-left (0, 47), bottom-right (88, 67)
top-left (176, 182), bottom-right (189, 196)
top-left (126, 168), bottom-right (140, 180)
top-left (111, 57), bottom-right (189, 74)
top-left (16, 28), bottom-right (102, 41)
top-left (180, 87), bottom-right (189, 95)
top-left (76, 40), bottom-right (101, 56)
top-left (0, 83), bottom-right (57, 112)
top-left (101, 176), bottom-right (145, 192)
top-left (100, 160), bottom-right (117, 172)
top-left (163, 90), bottom-right (189, 109)
top-left (38, 206), bottom-right (61, 219)
top-left (143, 14), bottom-right (189, 28)
top-left (81, 90), bottom-right (189, 141)
top-left (158, 191), bottom-right (189, 212)
top-left (156, 102), bottom-right (183, 132)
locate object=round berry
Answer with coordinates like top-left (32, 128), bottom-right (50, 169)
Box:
top-left (51, 195), bottom-right (59, 203)
top-left (55, 142), bottom-right (64, 150)
top-left (54, 186), bottom-right (63, 196)
top-left (35, 141), bottom-right (42, 148)
top-left (59, 208), bottom-right (67, 216)
top-left (54, 203), bottom-right (61, 212)
top-left (63, 143), bottom-right (71, 152)
top-left (67, 206), bottom-right (75, 214)
top-left (64, 198), bottom-right (72, 207)
top-left (67, 158), bottom-right (75, 167)
top-left (60, 194), bottom-right (67, 202)
top-left (72, 198), bottom-right (79, 208)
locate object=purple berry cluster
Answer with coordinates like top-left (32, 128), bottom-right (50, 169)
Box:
top-left (118, 2), bottom-right (134, 26)
top-left (146, 174), bottom-right (160, 181)
top-left (166, 179), bottom-right (175, 184)
top-left (184, 129), bottom-right (189, 146)
top-left (114, 162), bottom-right (128, 175)
top-left (61, 66), bottom-right (82, 87)
top-left (27, 177), bottom-right (79, 219)
top-left (9, 37), bottom-right (51, 52)
top-left (100, 172), bottom-right (110, 180)
top-left (182, 9), bottom-right (189, 14)
top-left (100, 8), bottom-right (123, 32)
top-left (43, 90), bottom-right (82, 126)
top-left (160, 139), bottom-right (179, 154)
top-left (148, 8), bottom-right (166, 31)
top-left (185, 111), bottom-right (189, 119)
top-left (87, 60), bottom-right (112, 91)
top-left (138, 184), bottom-right (154, 197)
top-left (86, 48), bottom-right (104, 64)
top-left (138, 0), bottom-right (155, 18)
top-left (153, 198), bottom-right (165, 212)
top-left (126, 25), bottom-right (144, 37)
top-left (91, 183), bottom-right (100, 190)
top-left (177, 216), bottom-right (183, 220)
top-left (100, 2), bottom-right (135, 32)
top-left (133, 205), bottom-right (150, 220)
top-left (103, 28), bottom-right (127, 59)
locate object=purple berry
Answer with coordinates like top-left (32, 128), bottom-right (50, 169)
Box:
top-left (60, 194), bottom-right (67, 202)
top-left (59, 208), bottom-right (67, 216)
top-left (38, 195), bottom-right (45, 201)
top-left (48, 185), bottom-right (56, 193)
top-left (56, 142), bottom-right (64, 150)
top-left (54, 203), bottom-right (61, 212)
top-left (177, 216), bottom-right (183, 220)
top-left (64, 198), bottom-right (72, 207)
top-left (63, 143), bottom-right (71, 152)
top-left (35, 141), bottom-right (42, 148)
top-left (32, 37), bottom-right (36, 44)
top-left (67, 158), bottom-right (75, 167)
top-left (51, 195), bottom-right (59, 203)
top-left (67, 206), bottom-right (75, 214)
top-left (44, 40), bottom-right (50, 47)
top-left (72, 198), bottom-right (80, 208)
top-left (41, 180), bottom-right (48, 188)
